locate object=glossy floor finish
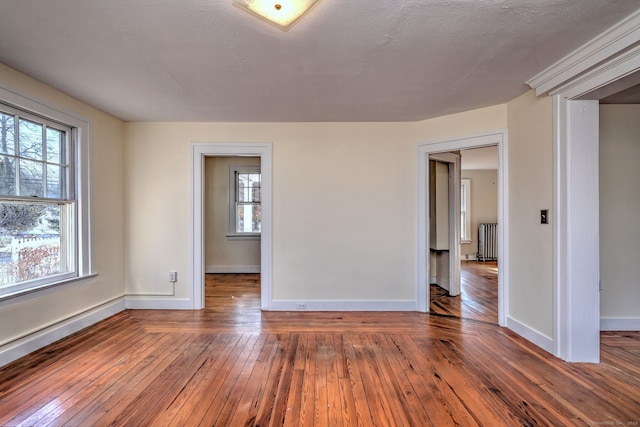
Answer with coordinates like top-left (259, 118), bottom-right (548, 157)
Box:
top-left (430, 261), bottom-right (499, 323)
top-left (0, 274), bottom-right (639, 426)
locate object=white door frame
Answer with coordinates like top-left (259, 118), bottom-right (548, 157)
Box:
top-left (428, 152), bottom-right (461, 296)
top-left (526, 10), bottom-right (640, 362)
top-left (190, 142), bottom-right (273, 310)
top-left (417, 129), bottom-right (508, 327)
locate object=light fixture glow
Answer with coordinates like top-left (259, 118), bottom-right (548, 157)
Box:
top-left (233, 0), bottom-right (321, 31)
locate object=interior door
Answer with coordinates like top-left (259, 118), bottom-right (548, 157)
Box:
top-left (429, 152), bottom-right (461, 296)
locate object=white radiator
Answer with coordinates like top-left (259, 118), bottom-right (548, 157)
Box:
top-left (477, 223), bottom-right (498, 261)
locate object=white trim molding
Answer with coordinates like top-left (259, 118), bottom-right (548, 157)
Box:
top-left (506, 316), bottom-right (555, 355)
top-left (600, 318), bottom-right (640, 331)
top-left (205, 265), bottom-right (261, 274)
top-left (553, 97), bottom-right (601, 363)
top-left (125, 297), bottom-right (193, 310)
top-left (190, 142), bottom-right (273, 310)
top-left (0, 298), bottom-right (124, 367)
top-left (269, 300), bottom-right (416, 312)
top-left (527, 10), bottom-right (640, 97)
top-left (527, 10), bottom-right (640, 362)
top-left (416, 129), bottom-right (508, 327)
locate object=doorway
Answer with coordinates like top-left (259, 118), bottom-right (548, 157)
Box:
top-left (417, 130), bottom-right (508, 327)
top-left (204, 156), bottom-right (261, 308)
top-left (190, 142), bottom-right (273, 311)
top-left (429, 146), bottom-right (499, 323)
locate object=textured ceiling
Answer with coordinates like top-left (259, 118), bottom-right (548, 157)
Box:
top-left (0, 0), bottom-right (639, 122)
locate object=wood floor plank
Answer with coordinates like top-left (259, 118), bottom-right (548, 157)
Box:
top-left (207, 334), bottom-right (269, 427)
top-left (340, 335), bottom-right (376, 426)
top-left (321, 334), bottom-right (344, 427)
top-left (225, 333), bottom-right (280, 427)
top-left (10, 329), bottom-right (156, 427)
top-left (267, 333), bottom-right (299, 427)
top-left (0, 272), bottom-right (638, 426)
top-left (64, 332), bottom-right (196, 427)
top-left (164, 333), bottom-right (250, 427)
top-left (182, 333), bottom-right (259, 426)
top-left (0, 327), bottom-right (144, 424)
top-left (299, 334), bottom-right (317, 427)
top-left (145, 333), bottom-right (236, 426)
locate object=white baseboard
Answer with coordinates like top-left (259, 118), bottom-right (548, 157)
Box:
top-left (205, 265), bottom-right (261, 274)
top-left (268, 300), bottom-right (416, 311)
top-left (124, 297), bottom-right (194, 310)
top-left (600, 317), bottom-right (640, 331)
top-left (507, 316), bottom-right (555, 355)
top-left (0, 297), bottom-right (125, 368)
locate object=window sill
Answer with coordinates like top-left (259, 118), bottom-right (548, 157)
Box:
top-left (226, 234), bottom-right (261, 241)
top-left (461, 240), bottom-right (472, 244)
top-left (0, 273), bottom-right (99, 303)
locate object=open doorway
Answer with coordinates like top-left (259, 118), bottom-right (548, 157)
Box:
top-left (190, 142), bottom-right (272, 311)
top-left (416, 130), bottom-right (507, 326)
top-left (204, 156), bottom-right (261, 310)
top-left (429, 146), bottom-right (499, 323)
top-left (598, 96), bottom-right (640, 332)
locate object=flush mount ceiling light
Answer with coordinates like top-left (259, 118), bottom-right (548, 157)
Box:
top-left (233, 0), bottom-right (321, 31)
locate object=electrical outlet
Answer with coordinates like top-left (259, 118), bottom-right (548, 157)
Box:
top-left (169, 271), bottom-right (177, 283)
top-left (296, 303), bottom-right (307, 310)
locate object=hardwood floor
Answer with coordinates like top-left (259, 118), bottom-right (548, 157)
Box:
top-left (430, 261), bottom-right (498, 323)
top-left (0, 273), bottom-right (639, 426)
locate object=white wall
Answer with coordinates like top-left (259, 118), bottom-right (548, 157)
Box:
top-left (205, 156), bottom-right (261, 272)
top-left (460, 169), bottom-right (498, 259)
top-left (416, 105), bottom-right (508, 142)
top-left (507, 89), bottom-right (554, 339)
top-left (599, 104), bottom-right (640, 325)
top-left (125, 122), bottom-right (417, 303)
top-left (0, 64), bottom-right (125, 362)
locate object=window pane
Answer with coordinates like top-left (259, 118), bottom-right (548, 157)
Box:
top-left (46, 127), bottom-right (63, 163)
top-left (0, 113), bottom-right (15, 155)
top-left (236, 204), bottom-right (261, 233)
top-left (237, 172), bottom-right (261, 203)
top-left (18, 119), bottom-right (43, 160)
top-left (19, 159), bottom-right (44, 197)
top-left (238, 173), bottom-right (251, 202)
top-left (47, 165), bottom-right (64, 198)
top-left (0, 155), bottom-right (16, 196)
top-left (249, 173), bottom-right (261, 202)
top-left (0, 202), bottom-right (67, 287)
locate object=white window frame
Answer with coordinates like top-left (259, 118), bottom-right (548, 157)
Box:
top-left (227, 165), bottom-right (261, 240)
top-left (460, 178), bottom-right (471, 243)
top-left (0, 84), bottom-right (92, 300)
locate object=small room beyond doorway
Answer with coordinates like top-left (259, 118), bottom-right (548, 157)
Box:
top-left (204, 156), bottom-right (262, 310)
top-left (429, 146), bottom-right (499, 323)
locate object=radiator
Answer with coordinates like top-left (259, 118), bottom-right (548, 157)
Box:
top-left (477, 223), bottom-right (498, 261)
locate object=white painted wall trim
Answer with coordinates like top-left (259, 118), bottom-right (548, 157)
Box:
top-left (600, 318), bottom-right (640, 331)
top-left (526, 13), bottom-right (640, 362)
top-left (190, 142), bottom-right (273, 310)
top-left (124, 297), bottom-right (193, 310)
top-left (269, 300), bottom-right (416, 312)
top-left (205, 265), bottom-right (261, 274)
top-left (0, 297), bottom-right (124, 367)
top-left (506, 316), bottom-right (555, 355)
top-left (416, 129), bottom-right (508, 327)
top-left (527, 10), bottom-right (640, 96)
top-left (552, 97), bottom-right (601, 363)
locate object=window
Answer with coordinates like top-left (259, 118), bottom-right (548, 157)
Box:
top-left (461, 178), bottom-right (471, 243)
top-left (0, 89), bottom-right (91, 298)
top-left (228, 165), bottom-right (261, 238)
